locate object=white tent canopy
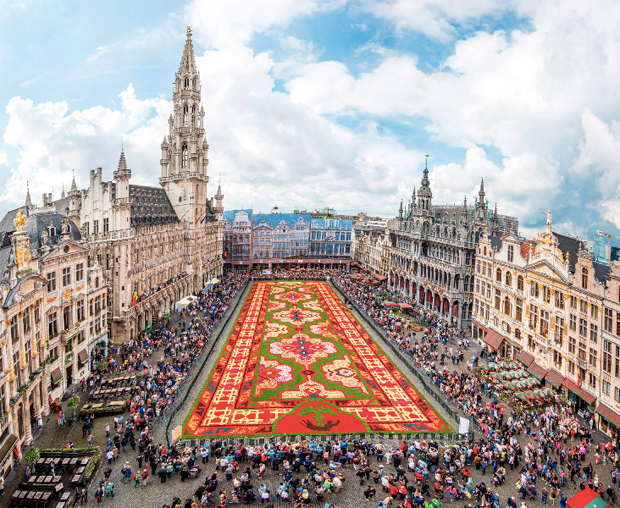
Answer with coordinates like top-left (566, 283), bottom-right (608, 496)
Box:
top-left (175, 295), bottom-right (197, 313)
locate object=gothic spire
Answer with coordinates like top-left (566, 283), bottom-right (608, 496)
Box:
top-left (118, 149), bottom-right (127, 172)
top-left (478, 178), bottom-right (486, 208)
top-left (70, 170), bottom-right (78, 194)
top-left (25, 181), bottom-right (31, 208)
top-left (178, 26), bottom-right (198, 77)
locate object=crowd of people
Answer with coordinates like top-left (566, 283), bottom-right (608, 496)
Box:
top-left (134, 271), bottom-right (190, 305)
top-left (64, 267), bottom-right (616, 508)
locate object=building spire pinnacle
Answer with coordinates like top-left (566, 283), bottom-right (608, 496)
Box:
top-left (70, 169), bottom-right (78, 194)
top-left (118, 148), bottom-right (127, 172)
top-left (25, 181), bottom-right (32, 208)
top-left (178, 25), bottom-right (198, 77)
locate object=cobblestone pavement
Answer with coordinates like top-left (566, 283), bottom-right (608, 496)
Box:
top-left (3, 281), bottom-right (616, 508)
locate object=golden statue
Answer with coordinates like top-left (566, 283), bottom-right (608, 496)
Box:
top-left (13, 209), bottom-right (26, 232)
top-left (187, 25), bottom-right (192, 34)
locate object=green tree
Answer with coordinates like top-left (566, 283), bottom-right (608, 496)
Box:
top-left (25, 448), bottom-right (40, 473)
top-left (67, 395), bottom-right (80, 420)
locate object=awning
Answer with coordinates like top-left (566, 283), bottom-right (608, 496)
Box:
top-left (562, 378), bottom-right (577, 391)
top-left (571, 385), bottom-right (596, 405)
top-left (516, 350), bottom-right (535, 367)
top-left (567, 487), bottom-right (610, 508)
top-left (597, 403), bottom-right (620, 429)
top-left (473, 321), bottom-right (488, 333)
top-left (0, 434), bottom-right (18, 469)
top-left (78, 349), bottom-right (89, 364)
top-left (373, 273), bottom-right (387, 281)
top-left (50, 367), bottom-right (62, 384)
top-left (527, 362), bottom-right (548, 381)
top-left (545, 369), bottom-right (566, 389)
top-left (398, 303), bottom-right (413, 310)
top-left (482, 329), bottom-right (504, 352)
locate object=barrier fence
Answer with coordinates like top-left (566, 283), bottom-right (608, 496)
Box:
top-left (329, 281), bottom-right (478, 438)
top-left (163, 281), bottom-right (250, 446)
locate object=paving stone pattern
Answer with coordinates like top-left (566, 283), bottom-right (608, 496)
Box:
top-left (2, 281), bottom-right (616, 508)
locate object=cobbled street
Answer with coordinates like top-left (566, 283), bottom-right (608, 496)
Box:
top-left (1, 282), bottom-right (611, 508)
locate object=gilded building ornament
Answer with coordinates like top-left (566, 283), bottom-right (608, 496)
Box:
top-left (13, 210), bottom-right (26, 232)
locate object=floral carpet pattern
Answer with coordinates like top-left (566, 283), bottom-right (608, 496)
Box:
top-left (182, 282), bottom-right (451, 438)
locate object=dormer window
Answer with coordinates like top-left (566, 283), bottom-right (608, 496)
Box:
top-left (48, 224), bottom-right (56, 237)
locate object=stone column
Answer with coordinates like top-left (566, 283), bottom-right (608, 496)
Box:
top-left (41, 378), bottom-right (50, 416)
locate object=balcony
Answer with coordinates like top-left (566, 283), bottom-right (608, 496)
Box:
top-left (130, 273), bottom-right (190, 311)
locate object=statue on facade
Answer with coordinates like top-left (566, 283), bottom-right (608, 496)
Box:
top-left (61, 218), bottom-right (70, 235)
top-left (13, 209), bottom-right (26, 232)
top-left (543, 210), bottom-right (552, 231)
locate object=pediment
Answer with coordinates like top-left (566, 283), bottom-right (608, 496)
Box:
top-left (41, 239), bottom-right (88, 261)
top-left (528, 259), bottom-right (570, 284)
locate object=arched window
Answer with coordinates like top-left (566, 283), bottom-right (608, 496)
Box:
top-left (517, 275), bottom-right (524, 291)
top-left (184, 77), bottom-right (189, 88)
top-left (515, 328), bottom-right (521, 340)
top-left (95, 277), bottom-right (99, 289)
top-left (192, 78), bottom-right (196, 89)
top-left (183, 105), bottom-right (189, 125)
top-left (182, 144), bottom-right (188, 168)
top-left (496, 268), bottom-right (502, 282)
top-left (505, 271), bottom-right (512, 286)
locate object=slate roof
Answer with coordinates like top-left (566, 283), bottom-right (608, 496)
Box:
top-left (489, 236), bottom-right (503, 251)
top-left (0, 207), bottom-right (26, 233)
top-left (593, 261), bottom-right (611, 284)
top-left (129, 185), bottom-right (179, 228)
top-left (25, 212), bottom-right (81, 249)
top-left (53, 196), bottom-right (71, 215)
top-left (3, 276), bottom-right (26, 308)
top-left (554, 232), bottom-right (583, 274)
top-left (0, 246), bottom-right (11, 284)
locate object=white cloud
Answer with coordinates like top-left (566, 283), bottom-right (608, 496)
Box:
top-left (2, 0), bottom-right (620, 238)
top-left (1, 86), bottom-right (169, 210)
top-left (186, 0), bottom-right (345, 47)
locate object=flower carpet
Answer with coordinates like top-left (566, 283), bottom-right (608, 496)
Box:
top-left (182, 282), bottom-right (452, 438)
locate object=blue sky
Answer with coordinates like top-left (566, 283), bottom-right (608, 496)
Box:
top-left (1, 0), bottom-right (620, 246)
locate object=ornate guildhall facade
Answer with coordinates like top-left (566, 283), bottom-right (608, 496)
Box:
top-left (388, 164), bottom-right (517, 328)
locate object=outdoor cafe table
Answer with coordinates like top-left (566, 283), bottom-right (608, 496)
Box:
top-left (41, 491), bottom-right (51, 503)
top-left (80, 458), bottom-right (89, 466)
top-left (70, 474), bottom-right (81, 485)
top-left (69, 458), bottom-right (78, 466)
top-left (60, 492), bottom-right (71, 502)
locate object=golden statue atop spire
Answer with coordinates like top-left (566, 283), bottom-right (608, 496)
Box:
top-left (187, 25), bottom-right (192, 34)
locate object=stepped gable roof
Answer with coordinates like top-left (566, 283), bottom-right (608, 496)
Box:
top-left (129, 185), bottom-right (179, 228)
top-left (554, 232), bottom-right (582, 274)
top-left (0, 206), bottom-right (27, 233)
top-left (25, 212), bottom-right (81, 249)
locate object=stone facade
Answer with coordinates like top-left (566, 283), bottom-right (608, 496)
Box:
top-left (388, 164), bottom-right (516, 328)
top-left (471, 213), bottom-right (620, 436)
top-left (52, 28), bottom-right (224, 342)
top-left (352, 229), bottom-right (390, 276)
top-left (0, 207), bottom-right (105, 467)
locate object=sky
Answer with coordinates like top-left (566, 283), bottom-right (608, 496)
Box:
top-left (1, 0), bottom-right (620, 243)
